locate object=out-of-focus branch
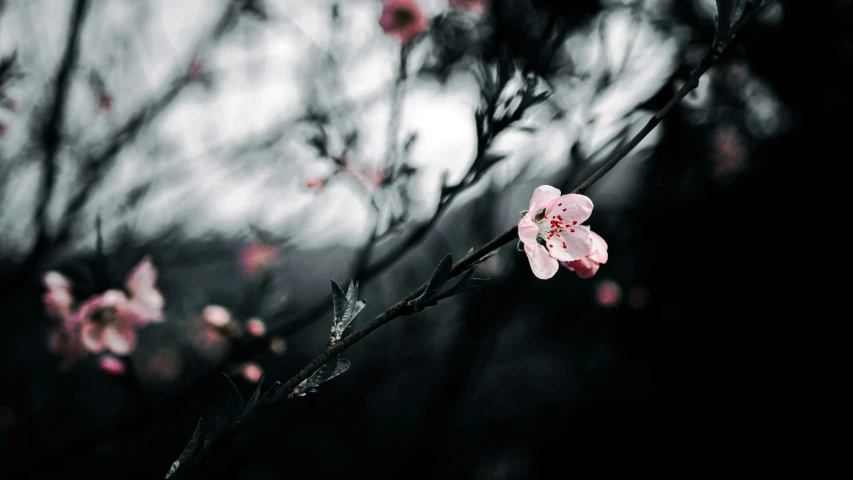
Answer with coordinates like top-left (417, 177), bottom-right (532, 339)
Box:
top-left (52, 1), bottom-right (258, 247)
top-left (0, 0), bottom-right (89, 294)
top-left (171, 4), bottom-right (772, 476)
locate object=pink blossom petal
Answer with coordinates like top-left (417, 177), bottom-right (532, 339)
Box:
top-left (81, 323), bottom-right (106, 353)
top-left (517, 216), bottom-right (540, 245)
top-left (203, 305), bottom-right (232, 328)
top-left (103, 326), bottom-right (136, 355)
top-left (135, 288), bottom-right (165, 313)
top-left (545, 224), bottom-right (592, 262)
top-left (119, 299), bottom-right (164, 326)
top-left (99, 355), bottom-right (126, 376)
top-left (587, 231), bottom-right (609, 264)
top-left (544, 194), bottom-right (593, 224)
top-left (529, 185), bottom-right (561, 214)
top-left (126, 256), bottom-right (157, 298)
top-left (44, 271), bottom-right (70, 290)
top-left (524, 242), bottom-right (559, 280)
top-left (101, 290), bottom-right (129, 306)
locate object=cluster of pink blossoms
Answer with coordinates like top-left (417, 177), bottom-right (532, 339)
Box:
top-left (44, 256), bottom-right (166, 371)
top-left (518, 186), bottom-right (608, 280)
top-left (378, 0), bottom-right (489, 43)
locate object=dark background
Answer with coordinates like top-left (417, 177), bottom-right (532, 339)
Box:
top-left (0, 0), bottom-right (809, 478)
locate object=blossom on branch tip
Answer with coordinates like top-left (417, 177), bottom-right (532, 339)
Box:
top-left (560, 231), bottom-right (608, 279)
top-left (518, 185), bottom-right (595, 279)
top-left (379, 0), bottom-right (430, 44)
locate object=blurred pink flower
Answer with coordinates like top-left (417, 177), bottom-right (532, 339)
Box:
top-left (188, 57), bottom-right (204, 82)
top-left (79, 290), bottom-right (148, 355)
top-left (247, 318), bottom-right (266, 337)
top-left (43, 271), bottom-right (74, 318)
top-left (379, 0), bottom-right (430, 43)
top-left (125, 256), bottom-right (165, 322)
top-left (561, 231), bottom-right (608, 279)
top-left (241, 363), bottom-right (263, 383)
top-left (0, 122), bottom-right (6, 135)
top-left (98, 355), bottom-right (126, 376)
top-left (305, 176), bottom-right (327, 188)
top-left (203, 305), bottom-right (232, 328)
top-left (595, 280), bottom-right (622, 308)
top-left (362, 167), bottom-right (386, 187)
top-left (518, 185), bottom-right (594, 279)
top-left (450, 0), bottom-right (489, 15)
top-left (97, 91), bottom-right (113, 112)
top-left (240, 242), bottom-right (278, 277)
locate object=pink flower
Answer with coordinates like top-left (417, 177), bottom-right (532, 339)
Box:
top-left (240, 243), bottom-right (278, 277)
top-left (450, 0), bottom-right (489, 15)
top-left (595, 280), bottom-right (622, 308)
top-left (305, 176), bottom-right (327, 188)
top-left (247, 318), bottom-right (266, 337)
top-left (560, 231), bottom-right (608, 279)
top-left (241, 363), bottom-right (263, 383)
top-left (203, 305), bottom-right (232, 328)
top-left (78, 290), bottom-right (147, 355)
top-left (362, 167), bottom-right (386, 187)
top-left (98, 355), bottom-right (126, 376)
top-left (43, 271), bottom-right (74, 318)
top-left (188, 57), bottom-right (204, 81)
top-left (379, 0), bottom-right (430, 43)
top-left (518, 185), bottom-right (595, 280)
top-left (125, 256), bottom-right (165, 323)
top-left (97, 92), bottom-right (113, 112)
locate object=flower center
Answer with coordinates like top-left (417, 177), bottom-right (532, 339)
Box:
top-left (537, 213), bottom-right (579, 250)
top-left (91, 306), bottom-right (120, 326)
top-left (393, 7), bottom-right (417, 27)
